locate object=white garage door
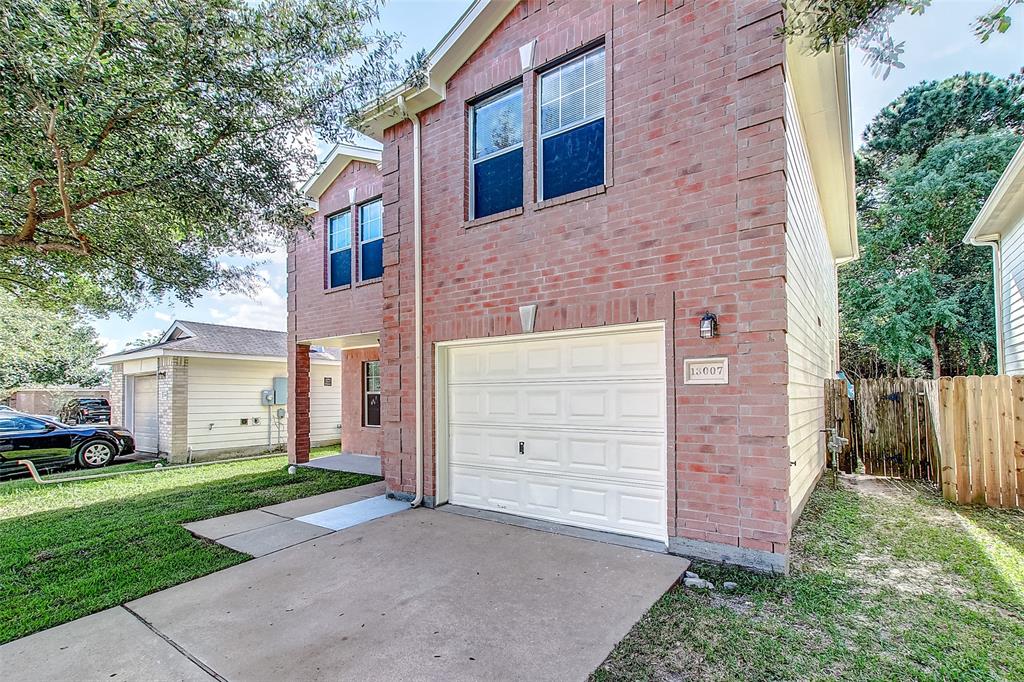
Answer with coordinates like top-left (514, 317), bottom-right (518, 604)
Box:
top-left (446, 325), bottom-right (668, 542)
top-left (132, 374), bottom-right (159, 453)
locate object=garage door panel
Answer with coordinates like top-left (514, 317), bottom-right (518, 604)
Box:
top-left (449, 382), bottom-right (664, 430)
top-left (132, 374), bottom-right (159, 453)
top-left (449, 426), bottom-right (665, 483)
top-left (449, 465), bottom-right (667, 541)
top-left (446, 326), bottom-right (667, 542)
top-left (448, 329), bottom-right (664, 384)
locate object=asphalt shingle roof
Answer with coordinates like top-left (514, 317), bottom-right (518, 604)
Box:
top-left (117, 321), bottom-right (335, 360)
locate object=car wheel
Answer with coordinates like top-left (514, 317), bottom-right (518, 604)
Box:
top-left (78, 440), bottom-right (115, 469)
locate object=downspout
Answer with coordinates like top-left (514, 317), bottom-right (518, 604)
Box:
top-left (397, 95), bottom-right (425, 507)
top-left (969, 236), bottom-right (1005, 373)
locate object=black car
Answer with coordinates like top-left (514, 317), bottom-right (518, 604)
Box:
top-left (0, 413), bottom-right (135, 480)
top-left (60, 397), bottom-right (111, 425)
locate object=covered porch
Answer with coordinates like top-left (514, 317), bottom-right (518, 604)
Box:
top-left (288, 331), bottom-right (382, 466)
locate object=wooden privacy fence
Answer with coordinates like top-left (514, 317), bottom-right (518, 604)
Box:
top-left (937, 376), bottom-right (1024, 510)
top-left (824, 376), bottom-right (1024, 510)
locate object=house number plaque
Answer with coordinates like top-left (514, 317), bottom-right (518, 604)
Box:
top-left (684, 357), bottom-right (729, 385)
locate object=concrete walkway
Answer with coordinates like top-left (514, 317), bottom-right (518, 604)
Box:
top-left (1, 508), bottom-right (688, 682)
top-left (301, 453), bottom-right (381, 476)
top-left (182, 481), bottom-right (402, 557)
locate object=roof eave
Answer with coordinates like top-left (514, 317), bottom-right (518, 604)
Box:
top-left (301, 143), bottom-right (383, 201)
top-left (355, 0), bottom-right (518, 141)
top-left (786, 41), bottom-right (858, 264)
top-left (963, 140), bottom-right (1024, 244)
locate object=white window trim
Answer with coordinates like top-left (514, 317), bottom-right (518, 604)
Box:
top-left (358, 199), bottom-right (384, 281)
top-left (327, 211), bottom-right (352, 289)
top-left (363, 360), bottom-right (381, 428)
top-left (469, 85), bottom-right (524, 219)
top-left (537, 46), bottom-right (606, 201)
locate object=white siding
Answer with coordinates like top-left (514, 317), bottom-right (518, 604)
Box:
top-left (310, 362), bottom-right (343, 445)
top-left (785, 81), bottom-right (839, 515)
top-left (999, 216), bottom-right (1024, 373)
top-left (185, 358), bottom-right (341, 452)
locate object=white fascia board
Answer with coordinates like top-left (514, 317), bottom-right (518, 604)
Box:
top-left (98, 349), bottom-right (338, 366)
top-left (357, 0), bottom-right (518, 141)
top-left (785, 41), bottom-right (858, 263)
top-left (158, 320), bottom-right (193, 343)
top-left (301, 143), bottom-right (383, 201)
top-left (964, 140), bottom-right (1024, 244)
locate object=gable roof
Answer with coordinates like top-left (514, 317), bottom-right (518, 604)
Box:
top-left (963, 139), bottom-right (1024, 244)
top-left (97, 320), bottom-right (337, 365)
top-left (358, 0), bottom-right (518, 140)
top-left (300, 142), bottom-right (383, 214)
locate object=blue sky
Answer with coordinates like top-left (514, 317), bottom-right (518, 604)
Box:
top-left (91, 0), bottom-right (1023, 354)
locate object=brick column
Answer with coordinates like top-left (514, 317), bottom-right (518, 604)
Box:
top-left (157, 356), bottom-right (189, 463)
top-left (289, 343), bottom-right (311, 464)
top-left (109, 364), bottom-right (124, 426)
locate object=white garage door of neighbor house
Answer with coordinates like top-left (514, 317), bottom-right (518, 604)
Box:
top-left (446, 326), bottom-right (668, 542)
top-left (133, 375), bottom-right (159, 453)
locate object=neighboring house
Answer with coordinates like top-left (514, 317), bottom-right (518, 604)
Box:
top-left (4, 387), bottom-right (110, 418)
top-left (288, 0), bottom-right (857, 573)
top-left (100, 321), bottom-right (341, 462)
top-left (964, 140), bottom-right (1024, 374)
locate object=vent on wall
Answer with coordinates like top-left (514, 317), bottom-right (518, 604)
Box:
top-left (324, 376), bottom-right (333, 387)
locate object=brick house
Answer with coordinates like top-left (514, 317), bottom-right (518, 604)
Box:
top-left (288, 143), bottom-right (386, 459)
top-left (289, 0), bottom-right (856, 572)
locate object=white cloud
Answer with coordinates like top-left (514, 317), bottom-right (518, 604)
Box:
top-left (207, 283), bottom-right (287, 331)
top-left (153, 311), bottom-right (173, 322)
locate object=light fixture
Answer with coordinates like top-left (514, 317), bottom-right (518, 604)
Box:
top-left (699, 311), bottom-right (718, 339)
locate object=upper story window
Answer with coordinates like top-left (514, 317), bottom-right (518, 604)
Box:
top-left (327, 211), bottom-right (352, 289)
top-left (471, 86), bottom-right (523, 219)
top-left (359, 199), bottom-right (384, 280)
top-left (539, 46), bottom-right (605, 200)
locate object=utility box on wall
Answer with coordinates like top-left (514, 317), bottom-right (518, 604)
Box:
top-left (260, 389), bottom-right (274, 406)
top-left (273, 376), bottom-right (288, 405)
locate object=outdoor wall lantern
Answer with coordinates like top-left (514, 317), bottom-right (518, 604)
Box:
top-left (699, 311), bottom-right (718, 339)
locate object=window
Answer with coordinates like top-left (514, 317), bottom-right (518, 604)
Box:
top-left (359, 199), bottom-right (384, 280)
top-left (327, 211), bottom-right (352, 288)
top-left (0, 415), bottom-right (47, 432)
top-left (471, 86), bottom-right (524, 219)
top-left (539, 46), bottom-right (606, 200)
top-left (363, 361), bottom-right (381, 427)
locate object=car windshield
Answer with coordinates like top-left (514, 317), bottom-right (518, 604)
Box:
top-left (79, 399), bottom-right (109, 406)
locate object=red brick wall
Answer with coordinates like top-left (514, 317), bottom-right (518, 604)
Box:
top-left (287, 343), bottom-right (311, 464)
top-left (379, 0), bottom-right (793, 562)
top-left (287, 159), bottom-right (384, 344)
top-left (341, 347), bottom-right (383, 456)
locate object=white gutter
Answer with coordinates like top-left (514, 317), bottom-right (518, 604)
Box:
top-left (968, 236), bottom-right (1006, 373)
top-left (397, 95), bottom-right (425, 508)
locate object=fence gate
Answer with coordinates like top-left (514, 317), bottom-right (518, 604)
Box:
top-left (824, 378), bottom-right (941, 485)
top-left (826, 375), bottom-right (1024, 509)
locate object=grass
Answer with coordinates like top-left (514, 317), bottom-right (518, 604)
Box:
top-left (0, 455), bottom-right (378, 644)
top-left (593, 478), bottom-right (1024, 681)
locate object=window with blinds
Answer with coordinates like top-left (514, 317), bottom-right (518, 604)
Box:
top-left (327, 211), bottom-right (352, 288)
top-left (359, 199), bottom-right (383, 280)
top-left (538, 47), bottom-right (605, 200)
top-left (470, 86), bottom-right (523, 219)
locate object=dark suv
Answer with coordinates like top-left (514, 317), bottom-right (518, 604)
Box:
top-left (60, 397), bottom-right (111, 425)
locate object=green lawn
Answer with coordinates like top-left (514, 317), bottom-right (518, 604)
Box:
top-left (0, 456), bottom-right (378, 644)
top-left (593, 478), bottom-right (1024, 681)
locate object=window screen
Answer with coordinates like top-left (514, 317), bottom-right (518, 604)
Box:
top-left (471, 87), bottom-right (523, 219)
top-left (359, 199), bottom-right (383, 280)
top-left (327, 212), bottom-right (352, 288)
top-left (539, 47), bottom-right (606, 200)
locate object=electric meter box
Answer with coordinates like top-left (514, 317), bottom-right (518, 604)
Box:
top-left (273, 377), bottom-right (288, 405)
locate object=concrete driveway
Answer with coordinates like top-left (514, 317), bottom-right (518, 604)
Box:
top-left (1, 509), bottom-right (687, 682)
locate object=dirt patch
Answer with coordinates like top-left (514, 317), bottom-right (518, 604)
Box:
top-left (851, 555), bottom-right (971, 598)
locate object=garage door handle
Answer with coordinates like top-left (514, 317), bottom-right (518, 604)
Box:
top-left (518, 441), bottom-right (524, 454)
